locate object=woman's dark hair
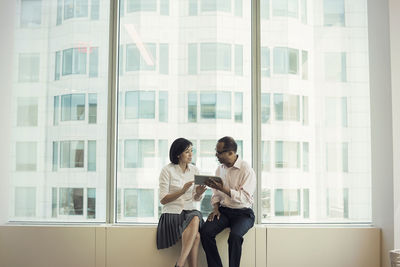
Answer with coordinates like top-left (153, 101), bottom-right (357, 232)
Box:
top-left (169, 138), bottom-right (193, 164)
top-left (218, 136), bottom-right (237, 153)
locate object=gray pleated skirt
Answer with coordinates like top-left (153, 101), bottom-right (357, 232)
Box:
top-left (156, 209), bottom-right (204, 250)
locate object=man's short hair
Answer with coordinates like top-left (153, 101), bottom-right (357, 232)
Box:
top-left (218, 136), bottom-right (237, 153)
top-left (169, 138), bottom-right (193, 164)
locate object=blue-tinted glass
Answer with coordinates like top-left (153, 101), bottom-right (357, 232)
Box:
top-left (89, 47), bottom-right (98, 77)
top-left (15, 187), bottom-right (36, 217)
top-left (188, 44), bottom-right (197, 74)
top-left (91, 0), bottom-right (100, 20)
top-left (200, 43), bottom-right (231, 71)
top-left (126, 43), bottom-right (156, 71)
top-left (61, 94), bottom-right (72, 121)
top-left (159, 91), bottom-right (168, 122)
top-left (235, 92), bottom-right (243, 122)
top-left (324, 0), bottom-right (345, 26)
top-left (273, 47), bottom-right (287, 74)
top-left (62, 48), bottom-right (73, 75)
top-left (88, 140), bottom-right (96, 171)
top-left (202, 0), bottom-right (231, 12)
top-left (54, 96), bottom-right (59, 125)
top-left (261, 93), bottom-right (270, 123)
top-left (64, 0), bottom-right (74, 20)
top-left (76, 0), bottom-right (88, 17)
top-left (275, 141), bottom-right (283, 168)
top-left (140, 91), bottom-right (155, 119)
top-left (235, 0), bottom-right (242, 16)
top-left (188, 92), bottom-right (197, 122)
top-left (342, 143), bottom-right (348, 172)
top-left (87, 188), bottom-right (96, 219)
top-left (55, 51), bottom-right (61, 80)
top-left (288, 48), bottom-right (299, 74)
top-left (261, 47), bottom-right (270, 77)
top-left (303, 142), bottom-right (309, 171)
top-left (261, 0), bottom-right (270, 19)
top-left (159, 44), bottom-right (169, 74)
top-left (160, 0), bottom-right (169, 15)
top-left (73, 48), bottom-right (87, 74)
top-left (71, 94), bottom-right (85, 120)
top-left (303, 189), bottom-right (309, 218)
top-left (125, 91), bottom-right (138, 119)
top-left (52, 142), bottom-right (58, 172)
top-left (274, 94), bottom-right (284, 121)
top-left (189, 0), bottom-right (198, 15)
top-left (217, 91), bottom-right (231, 119)
top-left (57, 0), bottom-right (63, 25)
top-left (200, 92), bottom-right (216, 119)
top-left (127, 0), bottom-right (157, 12)
top-left (88, 93), bottom-right (97, 124)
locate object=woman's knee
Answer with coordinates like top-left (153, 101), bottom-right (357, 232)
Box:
top-left (189, 216), bottom-right (200, 227)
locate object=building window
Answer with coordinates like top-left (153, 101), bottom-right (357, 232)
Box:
top-left (261, 0), bottom-right (270, 19)
top-left (273, 47), bottom-right (299, 74)
top-left (188, 92), bottom-right (198, 122)
top-left (88, 94), bottom-right (97, 124)
top-left (325, 97), bottom-right (348, 127)
top-left (88, 140), bottom-right (96, 171)
top-left (301, 50), bottom-right (308, 79)
top-left (302, 142), bottom-right (309, 171)
top-left (189, 0), bottom-right (198, 15)
top-left (60, 141), bottom-right (85, 168)
top-left (302, 96), bottom-right (309, 125)
top-left (275, 141), bottom-right (300, 169)
top-left (62, 48), bottom-right (87, 75)
top-left (200, 92), bottom-right (231, 119)
top-left (262, 141), bottom-right (271, 171)
top-left (127, 0), bottom-right (157, 12)
top-left (324, 0), bottom-right (345, 27)
top-left (159, 91), bottom-right (168, 122)
top-left (64, 0), bottom-right (88, 20)
top-left (261, 93), bottom-right (271, 123)
top-left (160, 0), bottom-right (169, 15)
top-left (126, 43), bottom-right (156, 71)
top-left (324, 52), bottom-right (347, 82)
top-left (234, 0), bottom-right (242, 16)
top-left (15, 187), bottom-right (36, 217)
top-left (272, 0), bottom-right (298, 18)
top-left (53, 142), bottom-right (59, 171)
top-left (159, 44), bottom-right (169, 74)
top-left (326, 143), bottom-right (349, 172)
top-left (275, 189), bottom-right (301, 216)
top-left (200, 43), bottom-right (231, 71)
top-left (301, 0), bottom-right (307, 23)
top-left (274, 94), bottom-right (300, 121)
top-left (158, 140), bottom-right (168, 168)
top-left (89, 47), bottom-right (99, 77)
top-left (87, 188), bottom-right (96, 219)
top-left (18, 53), bottom-right (40, 82)
top-left (124, 140), bottom-right (155, 168)
top-left (16, 142), bottom-right (37, 171)
top-left (188, 43), bottom-right (198, 74)
top-left (59, 188), bottom-right (84, 215)
top-left (124, 189), bottom-right (154, 217)
top-left (55, 51), bottom-right (61, 80)
top-left (20, 0), bottom-right (42, 27)
top-left (61, 94), bottom-right (86, 121)
top-left (17, 97), bottom-right (38, 127)
top-left (261, 188), bottom-right (271, 218)
top-left (201, 0), bottom-right (231, 12)
top-left (91, 0), bottom-right (100, 19)
top-left (261, 47), bottom-right (271, 77)
top-left (125, 91), bottom-right (155, 119)
top-left (234, 92), bottom-right (243, 122)
top-left (327, 188), bottom-right (349, 218)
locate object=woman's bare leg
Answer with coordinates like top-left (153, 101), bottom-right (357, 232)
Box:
top-left (176, 216), bottom-right (199, 267)
top-left (187, 232), bottom-right (200, 267)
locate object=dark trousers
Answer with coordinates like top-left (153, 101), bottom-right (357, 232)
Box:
top-left (200, 206), bottom-right (255, 267)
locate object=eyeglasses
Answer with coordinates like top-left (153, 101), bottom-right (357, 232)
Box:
top-left (215, 150), bottom-right (229, 156)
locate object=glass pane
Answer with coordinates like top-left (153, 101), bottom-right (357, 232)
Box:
top-left (10, 0), bottom-right (110, 222)
top-left (261, 0), bottom-right (371, 223)
top-left (117, 2), bottom-right (252, 222)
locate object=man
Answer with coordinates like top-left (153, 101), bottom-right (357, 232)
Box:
top-left (201, 136), bottom-right (256, 267)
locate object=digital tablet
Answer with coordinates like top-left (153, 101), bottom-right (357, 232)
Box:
top-left (194, 175), bottom-right (222, 185)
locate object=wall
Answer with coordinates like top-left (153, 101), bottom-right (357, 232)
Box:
top-left (389, 0), bottom-right (400, 249)
top-left (0, 225), bottom-right (379, 267)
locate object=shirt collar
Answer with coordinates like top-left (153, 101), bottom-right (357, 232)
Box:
top-left (222, 155), bottom-right (241, 170)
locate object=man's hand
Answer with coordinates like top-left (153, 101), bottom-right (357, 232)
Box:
top-left (207, 208), bottom-right (221, 221)
top-left (205, 177), bottom-right (231, 197)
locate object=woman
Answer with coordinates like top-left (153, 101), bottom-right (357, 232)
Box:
top-left (157, 138), bottom-right (206, 267)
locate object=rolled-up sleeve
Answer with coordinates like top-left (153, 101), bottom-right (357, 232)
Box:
top-left (229, 167), bottom-right (256, 205)
top-left (159, 167), bottom-right (170, 201)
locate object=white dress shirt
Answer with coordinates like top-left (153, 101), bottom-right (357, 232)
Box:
top-left (159, 163), bottom-right (202, 214)
top-left (211, 156), bottom-right (256, 209)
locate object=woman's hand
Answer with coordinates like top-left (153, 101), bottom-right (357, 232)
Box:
top-left (181, 181), bottom-right (194, 194)
top-left (207, 208), bottom-right (221, 221)
top-left (195, 185), bottom-right (206, 196)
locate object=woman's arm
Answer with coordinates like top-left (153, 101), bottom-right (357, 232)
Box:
top-left (160, 181), bottom-right (194, 205)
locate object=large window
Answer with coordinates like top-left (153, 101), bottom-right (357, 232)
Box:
top-left (9, 0), bottom-right (371, 224)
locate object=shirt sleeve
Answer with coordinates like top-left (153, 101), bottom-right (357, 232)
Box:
top-left (211, 166), bottom-right (223, 206)
top-left (159, 166), bottom-right (170, 202)
top-left (229, 166), bottom-right (256, 205)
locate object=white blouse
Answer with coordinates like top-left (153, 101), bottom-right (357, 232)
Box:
top-left (159, 163), bottom-right (202, 214)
